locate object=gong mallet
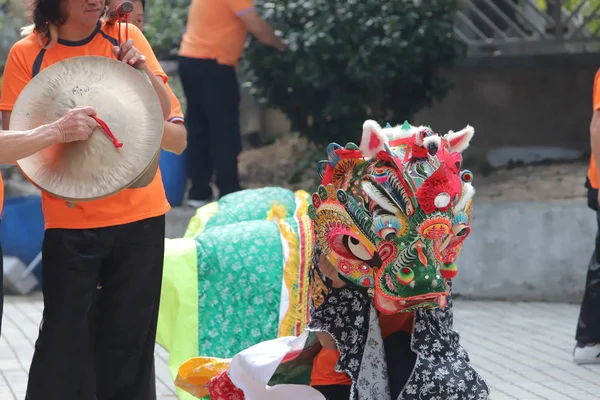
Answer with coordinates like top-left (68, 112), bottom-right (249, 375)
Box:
top-left (116, 1), bottom-right (134, 45)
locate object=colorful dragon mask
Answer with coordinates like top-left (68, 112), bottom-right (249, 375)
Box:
top-left (308, 119), bottom-right (475, 314)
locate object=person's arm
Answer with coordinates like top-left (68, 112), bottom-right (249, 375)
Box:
top-left (238, 10), bottom-right (286, 51)
top-left (591, 111), bottom-right (600, 194)
top-left (140, 63), bottom-right (171, 120)
top-left (161, 120), bottom-right (187, 155)
top-left (0, 125), bottom-right (61, 163)
top-left (591, 72), bottom-right (600, 205)
top-left (225, 0), bottom-right (286, 51)
top-left (0, 107), bottom-right (97, 163)
top-left (0, 42), bottom-right (41, 163)
top-left (316, 332), bottom-right (338, 351)
top-left (115, 25), bottom-right (171, 119)
top-left (160, 85), bottom-right (187, 154)
top-left (2, 112), bottom-right (11, 131)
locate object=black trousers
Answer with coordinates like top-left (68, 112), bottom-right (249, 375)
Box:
top-left (313, 330), bottom-right (417, 400)
top-left (25, 215), bottom-right (166, 400)
top-left (577, 188), bottom-right (600, 343)
top-left (178, 56), bottom-right (242, 201)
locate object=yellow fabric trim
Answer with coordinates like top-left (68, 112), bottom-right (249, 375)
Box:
top-left (175, 356), bottom-right (232, 398)
top-left (298, 215), bottom-right (314, 330)
top-left (294, 189), bottom-right (310, 217)
top-left (266, 200), bottom-right (312, 337)
top-left (184, 202), bottom-right (220, 239)
top-left (266, 202), bottom-right (289, 222)
top-left (275, 218), bottom-right (302, 337)
top-left (265, 202), bottom-right (300, 337)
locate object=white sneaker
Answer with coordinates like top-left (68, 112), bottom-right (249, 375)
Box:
top-left (187, 199), bottom-right (211, 209)
top-left (573, 342), bottom-right (600, 364)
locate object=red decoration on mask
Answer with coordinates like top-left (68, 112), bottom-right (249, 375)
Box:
top-left (416, 162), bottom-right (462, 214)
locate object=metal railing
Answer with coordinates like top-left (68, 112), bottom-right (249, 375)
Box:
top-left (455, 0), bottom-right (600, 56)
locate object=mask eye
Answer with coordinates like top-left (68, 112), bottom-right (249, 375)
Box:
top-left (374, 215), bottom-right (403, 241)
top-left (343, 235), bottom-right (373, 261)
top-left (452, 224), bottom-right (470, 237)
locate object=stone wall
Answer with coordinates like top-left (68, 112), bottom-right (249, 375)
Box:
top-left (453, 199), bottom-right (594, 304)
top-left (415, 54), bottom-right (597, 161)
top-left (252, 54), bottom-right (598, 163)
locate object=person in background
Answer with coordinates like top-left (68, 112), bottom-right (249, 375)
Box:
top-left (578, 67), bottom-right (600, 365)
top-left (0, 107), bottom-right (98, 338)
top-left (1, 0), bottom-right (173, 397)
top-left (178, 0), bottom-right (287, 208)
top-left (105, 0), bottom-right (187, 155)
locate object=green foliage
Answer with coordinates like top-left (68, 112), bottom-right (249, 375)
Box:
top-left (0, 0), bottom-right (27, 63)
top-left (536, 0), bottom-right (600, 32)
top-left (241, 0), bottom-right (465, 145)
top-left (144, 0), bottom-right (190, 60)
top-left (167, 74), bottom-right (187, 112)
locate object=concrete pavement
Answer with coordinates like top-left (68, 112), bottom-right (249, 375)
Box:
top-left (0, 295), bottom-right (598, 399)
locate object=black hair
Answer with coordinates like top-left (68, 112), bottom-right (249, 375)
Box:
top-left (32, 0), bottom-right (67, 36)
top-left (32, 0), bottom-right (109, 38)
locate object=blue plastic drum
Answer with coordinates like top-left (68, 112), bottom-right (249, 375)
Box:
top-left (159, 149), bottom-right (188, 207)
top-left (0, 195), bottom-right (44, 282)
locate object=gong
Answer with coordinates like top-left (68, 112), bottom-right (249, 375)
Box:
top-left (10, 55), bottom-right (164, 202)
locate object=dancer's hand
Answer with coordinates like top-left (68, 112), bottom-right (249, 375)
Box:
top-left (316, 331), bottom-right (338, 351)
top-left (113, 39), bottom-right (146, 68)
top-left (52, 106), bottom-right (97, 143)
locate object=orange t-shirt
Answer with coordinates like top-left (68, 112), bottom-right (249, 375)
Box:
top-left (0, 21), bottom-right (171, 230)
top-left (310, 311), bottom-right (415, 387)
top-left (166, 83), bottom-right (184, 124)
top-left (587, 69), bottom-right (600, 189)
top-left (179, 0), bottom-right (255, 66)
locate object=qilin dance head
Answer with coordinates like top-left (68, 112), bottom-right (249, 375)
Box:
top-left (308, 119), bottom-right (476, 314)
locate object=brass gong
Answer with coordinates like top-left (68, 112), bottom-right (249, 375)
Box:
top-left (10, 55), bottom-right (164, 202)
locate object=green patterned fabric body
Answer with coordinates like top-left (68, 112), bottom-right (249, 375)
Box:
top-left (196, 217), bottom-right (300, 358)
top-left (205, 187), bottom-right (298, 230)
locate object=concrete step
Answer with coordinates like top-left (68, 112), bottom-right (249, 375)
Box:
top-left (165, 206), bottom-right (196, 239)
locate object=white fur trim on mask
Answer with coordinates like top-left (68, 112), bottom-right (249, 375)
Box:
top-left (454, 182), bottom-right (475, 213)
top-left (444, 125), bottom-right (475, 153)
top-left (382, 124), bottom-right (424, 141)
top-left (423, 135), bottom-right (441, 149)
top-left (360, 119), bottom-right (389, 159)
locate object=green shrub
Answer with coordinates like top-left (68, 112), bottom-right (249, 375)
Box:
top-left (240, 0), bottom-right (465, 145)
top-left (144, 0), bottom-right (190, 60)
top-left (0, 0), bottom-right (28, 63)
top-left (536, 0), bottom-right (600, 32)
